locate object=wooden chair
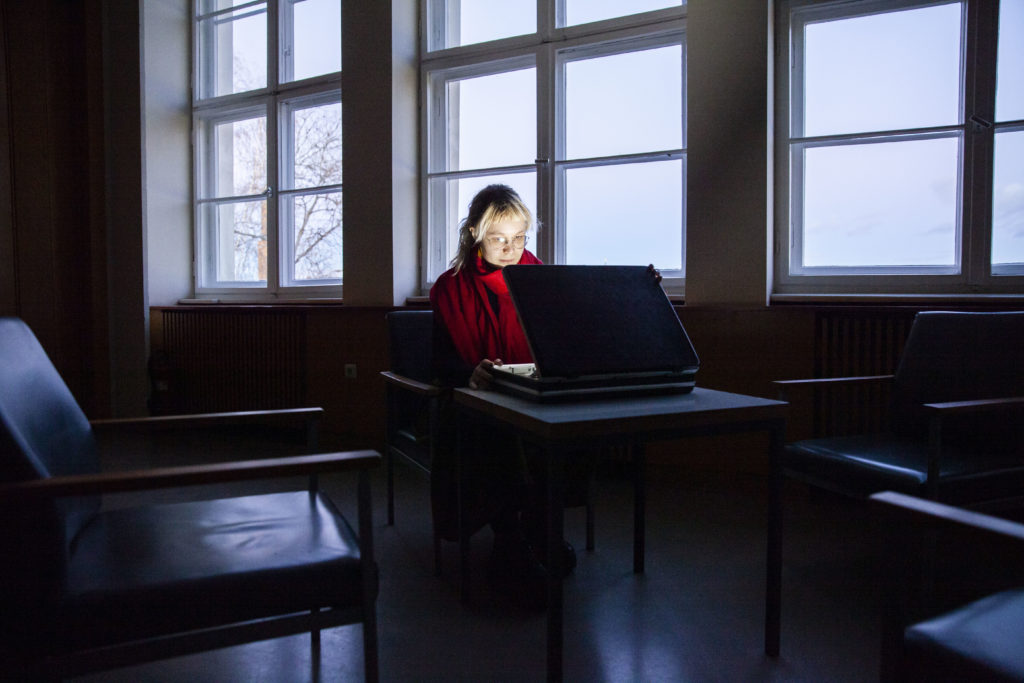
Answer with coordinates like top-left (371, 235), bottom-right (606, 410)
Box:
top-left (0, 317), bottom-right (380, 681)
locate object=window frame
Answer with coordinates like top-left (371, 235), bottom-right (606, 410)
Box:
top-left (420, 2), bottom-right (687, 295)
top-left (774, 0), bottom-right (1023, 297)
top-left (192, 0), bottom-right (343, 300)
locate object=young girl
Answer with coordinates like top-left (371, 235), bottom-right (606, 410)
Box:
top-left (429, 184), bottom-right (561, 606)
top-left (430, 183), bottom-right (540, 389)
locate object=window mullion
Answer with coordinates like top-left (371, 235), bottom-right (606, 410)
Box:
top-left (265, 99), bottom-right (280, 293)
top-left (537, 42), bottom-right (555, 263)
top-left (540, 0), bottom-right (557, 38)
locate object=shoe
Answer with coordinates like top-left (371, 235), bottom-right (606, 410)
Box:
top-left (535, 539), bottom-right (576, 579)
top-left (520, 509), bottom-right (577, 578)
top-left (486, 530), bottom-right (548, 610)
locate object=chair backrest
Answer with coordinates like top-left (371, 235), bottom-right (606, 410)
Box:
top-left (0, 317), bottom-right (101, 558)
top-left (890, 311), bottom-right (1024, 437)
top-left (386, 310), bottom-right (434, 384)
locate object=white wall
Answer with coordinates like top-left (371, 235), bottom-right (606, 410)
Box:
top-left (141, 0), bottom-right (192, 308)
top-left (341, 0), bottom-right (421, 306)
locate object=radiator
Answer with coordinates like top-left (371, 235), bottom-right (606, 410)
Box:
top-left (152, 309), bottom-right (306, 414)
top-left (811, 308), bottom-right (916, 436)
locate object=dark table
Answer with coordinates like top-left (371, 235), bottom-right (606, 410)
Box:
top-left (454, 386), bottom-right (788, 682)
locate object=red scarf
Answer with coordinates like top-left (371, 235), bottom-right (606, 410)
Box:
top-left (430, 249), bottom-right (542, 367)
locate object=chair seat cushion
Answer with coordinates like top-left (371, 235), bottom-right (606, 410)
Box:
top-left (784, 434), bottom-right (1024, 499)
top-left (58, 490), bottom-right (362, 650)
top-left (904, 588), bottom-right (1024, 682)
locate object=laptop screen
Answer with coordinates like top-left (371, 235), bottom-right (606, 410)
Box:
top-left (502, 265), bottom-right (699, 379)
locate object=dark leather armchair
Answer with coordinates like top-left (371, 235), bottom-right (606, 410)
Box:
top-left (870, 491), bottom-right (1024, 682)
top-left (0, 317), bottom-right (380, 681)
top-left (775, 311), bottom-right (1024, 506)
top-left (381, 309), bottom-right (444, 573)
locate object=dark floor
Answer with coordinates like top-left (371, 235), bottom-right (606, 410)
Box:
top-left (73, 439), bottom-right (888, 683)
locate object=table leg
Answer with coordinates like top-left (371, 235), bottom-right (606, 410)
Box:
top-left (546, 444), bottom-right (565, 683)
top-left (633, 442), bottom-right (646, 574)
top-left (766, 419), bottom-right (784, 657)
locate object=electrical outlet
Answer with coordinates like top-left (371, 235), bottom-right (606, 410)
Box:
top-left (344, 363), bottom-right (357, 379)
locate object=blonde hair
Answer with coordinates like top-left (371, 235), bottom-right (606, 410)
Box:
top-left (450, 184), bottom-right (533, 272)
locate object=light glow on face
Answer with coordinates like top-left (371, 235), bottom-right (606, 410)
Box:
top-left (478, 219), bottom-right (528, 269)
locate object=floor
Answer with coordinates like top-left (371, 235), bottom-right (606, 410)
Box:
top-left (73, 440), bottom-right (889, 683)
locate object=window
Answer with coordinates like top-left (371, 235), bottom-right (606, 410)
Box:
top-left (776, 0), bottom-right (1024, 296)
top-left (421, 0), bottom-right (686, 292)
top-left (193, 0), bottom-right (342, 298)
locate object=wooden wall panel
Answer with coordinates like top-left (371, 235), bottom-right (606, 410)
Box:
top-left (0, 1), bottom-right (111, 416)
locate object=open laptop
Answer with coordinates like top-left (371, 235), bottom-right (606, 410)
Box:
top-left (489, 265), bottom-right (699, 402)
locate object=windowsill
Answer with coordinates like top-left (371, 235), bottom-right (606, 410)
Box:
top-left (403, 294), bottom-right (687, 306)
top-left (174, 298), bottom-right (345, 306)
top-left (771, 292), bottom-right (1024, 306)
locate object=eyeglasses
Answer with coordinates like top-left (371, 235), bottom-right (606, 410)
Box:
top-left (484, 234), bottom-right (528, 250)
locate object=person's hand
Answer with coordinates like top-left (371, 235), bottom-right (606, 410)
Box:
top-left (647, 264), bottom-right (662, 284)
top-left (469, 358), bottom-right (502, 390)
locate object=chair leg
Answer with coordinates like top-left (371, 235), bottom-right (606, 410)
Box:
top-left (309, 610), bottom-right (321, 683)
top-left (386, 445), bottom-right (395, 526)
top-left (433, 530), bottom-right (443, 577)
top-left (585, 478), bottom-right (595, 552)
top-left (363, 610), bottom-right (379, 683)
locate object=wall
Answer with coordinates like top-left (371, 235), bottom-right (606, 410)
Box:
top-left (341, 0), bottom-right (420, 306)
top-left (141, 0), bottom-right (191, 308)
top-left (7, 0), bottom-right (1023, 444)
top-left (0, 0), bottom-right (114, 416)
top-left (149, 304), bottom-right (816, 454)
top-left (686, 0), bottom-right (773, 306)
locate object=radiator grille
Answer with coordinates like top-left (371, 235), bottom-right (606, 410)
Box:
top-left (811, 309), bottom-right (916, 436)
top-left (153, 309), bottom-right (306, 414)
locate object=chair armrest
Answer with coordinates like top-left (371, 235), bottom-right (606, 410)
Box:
top-left (0, 450), bottom-right (381, 501)
top-left (869, 491), bottom-right (1024, 544)
top-left (923, 395), bottom-right (1024, 417)
top-left (774, 375), bottom-right (894, 438)
top-left (90, 407), bottom-right (324, 432)
top-left (870, 490), bottom-right (1024, 680)
top-left (381, 371), bottom-right (441, 397)
top-left (921, 396), bottom-right (1024, 493)
top-left (773, 374), bottom-right (893, 394)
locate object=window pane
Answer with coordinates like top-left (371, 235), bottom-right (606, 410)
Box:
top-left (197, 5), bottom-right (267, 98)
top-left (430, 173), bottom-right (537, 277)
top-left (284, 0), bottom-right (341, 82)
top-left (448, 68), bottom-right (536, 171)
top-left (286, 192), bottom-right (343, 282)
top-left (454, 174), bottom-right (537, 258)
top-left (801, 138), bottom-right (959, 268)
top-left (565, 46), bottom-right (681, 159)
top-left (211, 116), bottom-right (267, 197)
top-left (802, 4), bottom-right (961, 137)
top-left (439, 0), bottom-right (535, 49)
top-left (204, 199), bottom-right (267, 283)
top-left (286, 100), bottom-right (341, 190)
top-left (992, 129), bottom-right (1024, 266)
top-left (564, 0), bottom-right (681, 27)
top-left (565, 160), bottom-right (682, 270)
top-left (996, 0), bottom-right (1024, 122)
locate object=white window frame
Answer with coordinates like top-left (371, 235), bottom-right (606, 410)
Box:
top-left (775, 0), bottom-right (1024, 297)
top-left (192, 0), bottom-right (343, 300)
top-left (420, 2), bottom-right (687, 295)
